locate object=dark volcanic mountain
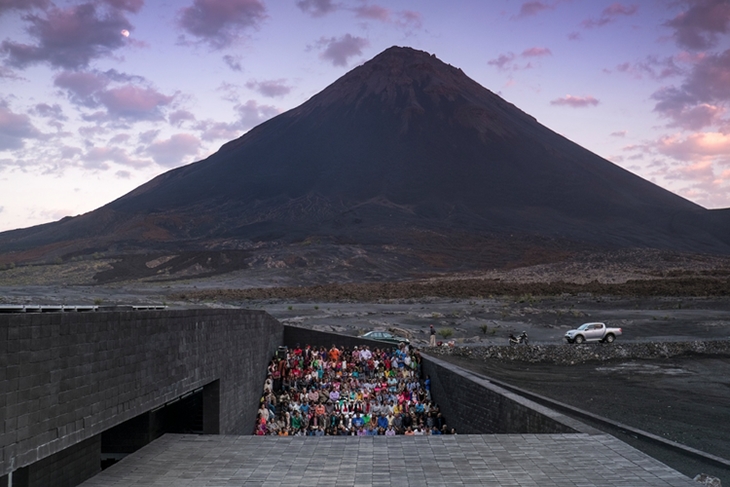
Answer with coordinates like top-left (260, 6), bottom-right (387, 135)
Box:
top-left (2, 46), bottom-right (729, 277)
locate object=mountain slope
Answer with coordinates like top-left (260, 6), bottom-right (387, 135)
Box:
top-left (0, 46), bottom-right (728, 273)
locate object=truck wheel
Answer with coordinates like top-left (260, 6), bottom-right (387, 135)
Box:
top-left (605, 334), bottom-right (615, 343)
top-left (574, 335), bottom-right (585, 344)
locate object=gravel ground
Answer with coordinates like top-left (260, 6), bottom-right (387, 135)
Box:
top-left (438, 354), bottom-right (730, 485)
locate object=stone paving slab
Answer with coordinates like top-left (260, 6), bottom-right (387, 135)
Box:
top-left (80, 434), bottom-right (698, 486)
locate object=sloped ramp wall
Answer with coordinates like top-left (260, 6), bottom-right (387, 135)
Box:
top-left (422, 354), bottom-right (589, 434)
top-left (0, 309), bottom-right (283, 485)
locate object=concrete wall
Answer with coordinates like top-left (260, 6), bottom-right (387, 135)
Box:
top-left (422, 354), bottom-right (592, 435)
top-left (0, 309), bottom-right (282, 482)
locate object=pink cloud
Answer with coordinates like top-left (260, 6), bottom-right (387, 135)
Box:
top-left (521, 47), bottom-right (552, 57)
top-left (1, 3), bottom-right (133, 69)
top-left (316, 34), bottom-right (369, 67)
top-left (145, 133), bottom-right (201, 167)
top-left (350, 5), bottom-right (422, 30)
top-left (550, 95), bottom-right (600, 107)
top-left (296, 0), bottom-right (337, 17)
top-left (245, 79), bottom-right (291, 98)
top-left (178, 0), bottom-right (266, 49)
top-left (656, 132), bottom-right (730, 159)
top-left (665, 0), bottom-right (730, 50)
top-left (354, 5), bottom-right (390, 22)
top-left (610, 130), bottom-right (627, 137)
top-left (581, 3), bottom-right (638, 29)
top-left (97, 85), bottom-right (174, 121)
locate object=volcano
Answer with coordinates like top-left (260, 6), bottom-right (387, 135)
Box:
top-left (1, 46), bottom-right (729, 278)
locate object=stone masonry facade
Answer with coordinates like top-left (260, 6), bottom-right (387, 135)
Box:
top-left (0, 309), bottom-right (283, 482)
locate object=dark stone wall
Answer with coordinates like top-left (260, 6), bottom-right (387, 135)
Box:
top-left (422, 354), bottom-right (591, 435)
top-left (0, 309), bottom-right (282, 481)
top-left (17, 435), bottom-right (101, 487)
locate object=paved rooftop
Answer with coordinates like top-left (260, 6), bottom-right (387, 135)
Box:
top-left (80, 433), bottom-right (697, 486)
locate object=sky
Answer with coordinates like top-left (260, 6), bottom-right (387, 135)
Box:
top-left (0, 0), bottom-right (729, 232)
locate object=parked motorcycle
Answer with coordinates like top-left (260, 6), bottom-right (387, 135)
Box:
top-left (508, 331), bottom-right (529, 345)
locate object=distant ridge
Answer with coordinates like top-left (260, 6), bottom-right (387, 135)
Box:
top-left (1, 46), bottom-right (729, 277)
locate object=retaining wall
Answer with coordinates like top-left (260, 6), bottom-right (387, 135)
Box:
top-left (425, 339), bottom-right (730, 365)
top-left (0, 309), bottom-right (282, 483)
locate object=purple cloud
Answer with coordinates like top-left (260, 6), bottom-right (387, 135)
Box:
top-left (54, 70), bottom-right (110, 105)
top-left (513, 1), bottom-right (554, 19)
top-left (1, 3), bottom-right (133, 70)
top-left (296, 0), bottom-right (338, 17)
top-left (317, 34), bottom-right (369, 67)
top-left (194, 120), bottom-right (240, 141)
top-left (488, 52), bottom-right (516, 70)
top-left (32, 102), bottom-right (67, 121)
top-left (0, 0), bottom-right (49, 15)
top-left (581, 3), bottom-right (638, 29)
top-left (522, 47), bottom-right (552, 57)
top-left (665, 0), bottom-right (730, 50)
top-left (613, 55), bottom-right (683, 80)
top-left (54, 69), bottom-right (174, 122)
top-left (145, 133), bottom-right (201, 167)
top-left (0, 101), bottom-right (41, 149)
top-left (354, 5), bottom-right (390, 21)
top-left (397, 10), bottom-right (422, 29)
top-left (82, 145), bottom-right (149, 170)
top-left (169, 109), bottom-right (196, 127)
top-left (178, 0), bottom-right (266, 49)
top-left (236, 100), bottom-right (279, 130)
top-left (652, 49), bottom-right (730, 129)
top-left (550, 95), bottom-right (600, 107)
top-left (245, 79), bottom-right (291, 98)
top-left (101, 0), bottom-right (144, 13)
top-left (0, 66), bottom-right (24, 80)
top-left (223, 54), bottom-right (242, 71)
top-left (97, 85), bottom-right (173, 121)
top-left (109, 133), bottom-right (131, 144)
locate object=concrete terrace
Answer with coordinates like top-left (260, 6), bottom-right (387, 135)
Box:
top-left (80, 434), bottom-right (697, 487)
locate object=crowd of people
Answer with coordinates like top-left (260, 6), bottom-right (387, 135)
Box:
top-left (255, 342), bottom-right (455, 436)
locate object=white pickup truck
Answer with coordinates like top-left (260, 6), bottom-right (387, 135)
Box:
top-left (564, 322), bottom-right (622, 344)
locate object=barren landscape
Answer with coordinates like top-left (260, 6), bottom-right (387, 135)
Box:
top-left (2, 248), bottom-right (730, 483)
